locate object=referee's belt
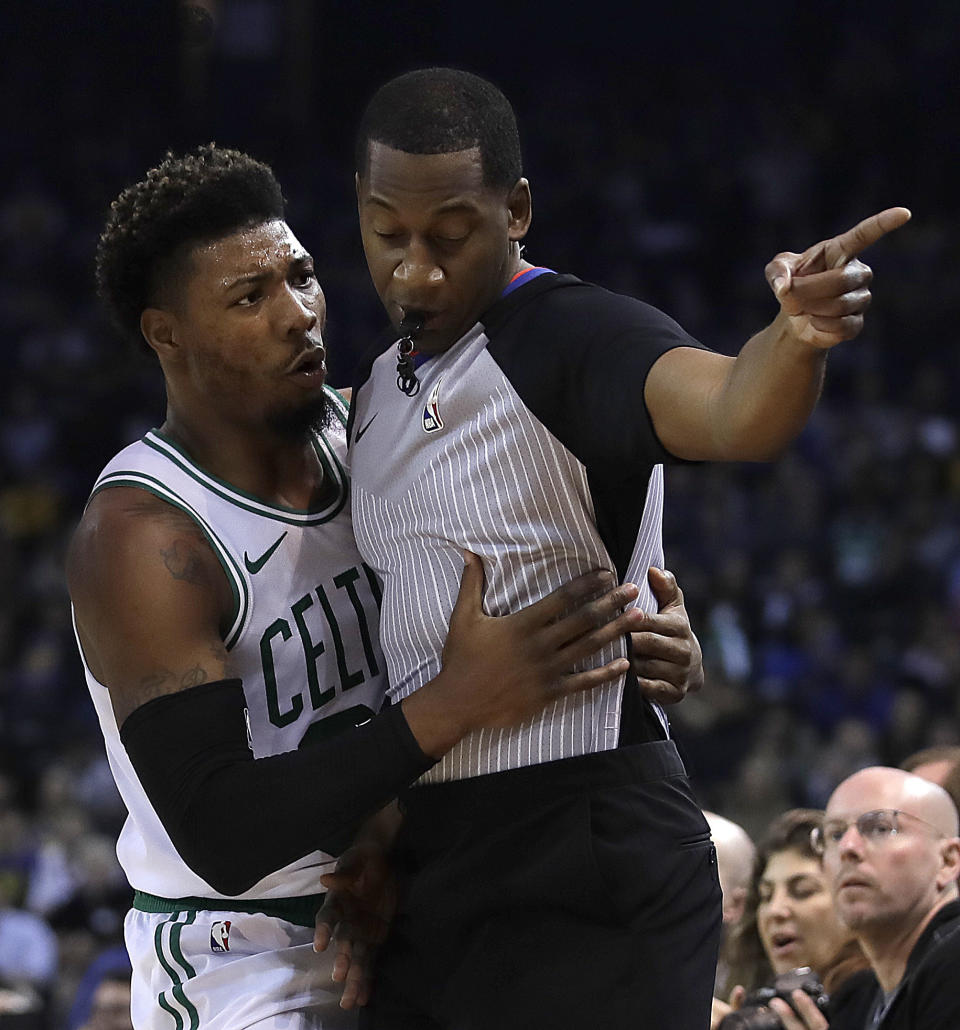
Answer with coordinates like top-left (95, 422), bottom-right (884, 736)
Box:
top-left (132, 889), bottom-right (325, 928)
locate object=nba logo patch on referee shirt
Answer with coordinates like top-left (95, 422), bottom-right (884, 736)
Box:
top-left (210, 920), bottom-right (231, 952)
top-left (422, 377), bottom-right (444, 433)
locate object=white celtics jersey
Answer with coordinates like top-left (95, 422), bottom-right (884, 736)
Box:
top-left (76, 388), bottom-right (388, 901)
top-left (350, 273), bottom-right (707, 784)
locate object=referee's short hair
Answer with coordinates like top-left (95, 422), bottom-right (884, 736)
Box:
top-left (96, 143), bottom-right (285, 350)
top-left (355, 67), bottom-right (522, 191)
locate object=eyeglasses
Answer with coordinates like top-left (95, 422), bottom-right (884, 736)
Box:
top-left (810, 808), bottom-right (945, 855)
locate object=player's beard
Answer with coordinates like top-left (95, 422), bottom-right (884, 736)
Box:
top-left (265, 391), bottom-right (332, 441)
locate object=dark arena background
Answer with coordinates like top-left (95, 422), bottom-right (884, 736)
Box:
top-left (1, 0), bottom-right (958, 1023)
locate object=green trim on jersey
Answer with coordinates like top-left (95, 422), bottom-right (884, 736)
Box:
top-left (143, 386), bottom-right (348, 525)
top-left (89, 473), bottom-right (247, 650)
top-left (309, 427), bottom-right (349, 522)
top-left (326, 386), bottom-right (351, 427)
top-left (135, 888), bottom-right (326, 929)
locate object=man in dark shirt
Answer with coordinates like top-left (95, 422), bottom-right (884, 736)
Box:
top-left (772, 766), bottom-right (960, 1029)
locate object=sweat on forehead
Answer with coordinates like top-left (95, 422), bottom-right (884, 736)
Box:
top-left (827, 766), bottom-right (960, 837)
top-left (151, 218), bottom-right (288, 307)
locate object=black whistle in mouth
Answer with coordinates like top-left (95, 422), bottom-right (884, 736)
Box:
top-left (396, 311), bottom-right (426, 396)
top-left (399, 311), bottom-right (426, 339)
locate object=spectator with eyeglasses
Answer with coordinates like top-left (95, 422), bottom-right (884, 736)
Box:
top-left (771, 766), bottom-right (960, 1029)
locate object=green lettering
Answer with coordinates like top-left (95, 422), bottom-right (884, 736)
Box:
top-left (336, 567), bottom-right (380, 677)
top-left (291, 593), bottom-right (334, 710)
top-left (260, 618), bottom-right (303, 727)
top-left (316, 583), bottom-right (364, 692)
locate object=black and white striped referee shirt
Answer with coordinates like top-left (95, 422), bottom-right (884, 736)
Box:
top-left (348, 271), bottom-right (708, 783)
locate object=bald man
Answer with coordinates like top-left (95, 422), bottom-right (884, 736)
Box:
top-left (772, 766), bottom-right (960, 1030)
top-left (705, 811), bottom-right (755, 1025)
top-left (706, 811), bottom-right (756, 930)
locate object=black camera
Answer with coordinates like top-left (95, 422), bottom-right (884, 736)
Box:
top-left (717, 967), bottom-right (830, 1030)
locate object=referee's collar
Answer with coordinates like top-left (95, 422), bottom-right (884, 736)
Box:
top-left (410, 268), bottom-right (556, 370)
top-left (481, 270), bottom-right (584, 337)
top-left (501, 265), bottom-right (554, 297)
top-left (407, 267), bottom-right (574, 368)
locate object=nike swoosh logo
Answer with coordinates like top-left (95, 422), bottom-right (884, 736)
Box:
top-left (355, 412), bottom-right (378, 443)
top-left (244, 531), bottom-right (288, 575)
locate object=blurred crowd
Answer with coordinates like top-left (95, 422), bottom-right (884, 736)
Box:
top-left (1, 1), bottom-right (956, 1025)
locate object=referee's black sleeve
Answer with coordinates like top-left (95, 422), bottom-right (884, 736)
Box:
top-left (485, 276), bottom-right (710, 478)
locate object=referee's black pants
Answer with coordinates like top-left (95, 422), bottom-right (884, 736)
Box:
top-left (361, 740), bottom-right (722, 1030)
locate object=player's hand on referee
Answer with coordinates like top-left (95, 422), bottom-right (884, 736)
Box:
top-left (629, 567), bottom-right (703, 705)
top-left (765, 206), bottom-right (910, 349)
top-left (402, 552), bottom-right (647, 757)
top-left (314, 839), bottom-right (396, 1009)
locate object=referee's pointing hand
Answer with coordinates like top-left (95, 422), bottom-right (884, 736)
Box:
top-left (765, 206), bottom-right (911, 349)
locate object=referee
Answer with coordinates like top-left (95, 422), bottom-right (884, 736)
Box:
top-left (346, 68), bottom-right (909, 1029)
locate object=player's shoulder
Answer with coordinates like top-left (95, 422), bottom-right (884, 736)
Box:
top-left (78, 483), bottom-right (200, 537)
top-left (68, 486), bottom-right (217, 605)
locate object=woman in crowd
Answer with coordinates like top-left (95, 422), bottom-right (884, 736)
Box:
top-left (713, 809), bottom-right (868, 1027)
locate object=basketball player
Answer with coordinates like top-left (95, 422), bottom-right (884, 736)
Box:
top-left (345, 68), bottom-right (911, 1029)
top-left (68, 145), bottom-right (702, 1029)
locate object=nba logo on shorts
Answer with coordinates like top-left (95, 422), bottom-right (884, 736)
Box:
top-left (422, 377), bottom-right (444, 434)
top-left (210, 920), bottom-right (232, 952)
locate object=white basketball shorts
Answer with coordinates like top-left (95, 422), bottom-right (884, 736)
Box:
top-left (125, 906), bottom-right (358, 1029)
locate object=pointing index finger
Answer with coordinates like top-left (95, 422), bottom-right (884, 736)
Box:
top-left (828, 206), bottom-right (911, 266)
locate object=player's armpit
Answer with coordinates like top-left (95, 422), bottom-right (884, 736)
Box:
top-left (66, 486), bottom-right (233, 725)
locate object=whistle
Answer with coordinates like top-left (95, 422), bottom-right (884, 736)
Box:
top-left (399, 311), bottom-right (426, 339)
top-left (396, 311), bottom-right (426, 396)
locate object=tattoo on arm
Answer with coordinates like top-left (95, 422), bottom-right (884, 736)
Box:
top-left (139, 668), bottom-right (176, 698)
top-left (160, 540), bottom-right (206, 585)
top-left (137, 664), bottom-right (214, 703)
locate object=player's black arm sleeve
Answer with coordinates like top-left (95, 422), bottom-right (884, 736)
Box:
top-left (120, 679), bottom-right (435, 897)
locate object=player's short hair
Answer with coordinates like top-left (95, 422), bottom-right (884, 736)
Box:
top-left (95, 143), bottom-right (285, 349)
top-left (355, 67), bottom-right (522, 190)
